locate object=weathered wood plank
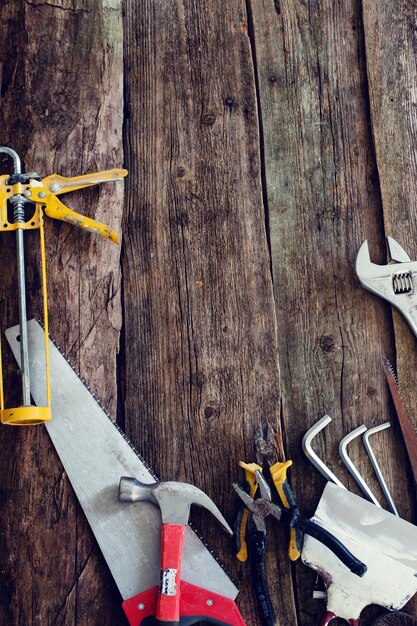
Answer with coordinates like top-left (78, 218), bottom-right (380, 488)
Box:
top-left (363, 0), bottom-right (417, 617)
top-left (122, 1), bottom-right (289, 624)
top-left (0, 2), bottom-right (414, 625)
top-left (251, 0), bottom-right (413, 623)
top-left (0, 1), bottom-right (124, 624)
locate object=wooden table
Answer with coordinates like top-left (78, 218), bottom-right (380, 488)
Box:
top-left (0, 2), bottom-right (416, 624)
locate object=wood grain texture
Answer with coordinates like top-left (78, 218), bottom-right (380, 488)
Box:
top-left (0, 1), bottom-right (416, 625)
top-left (251, 0), bottom-right (415, 623)
top-left (122, 1), bottom-right (286, 624)
top-left (0, 1), bottom-right (124, 624)
top-left (363, 0), bottom-right (417, 616)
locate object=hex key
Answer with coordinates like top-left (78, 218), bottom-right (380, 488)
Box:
top-left (339, 425), bottom-right (381, 507)
top-left (363, 423), bottom-right (398, 516)
top-left (302, 415), bottom-right (346, 489)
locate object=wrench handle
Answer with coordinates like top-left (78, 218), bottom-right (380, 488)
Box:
top-left (156, 523), bottom-right (185, 626)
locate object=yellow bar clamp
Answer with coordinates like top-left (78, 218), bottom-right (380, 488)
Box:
top-left (0, 162), bottom-right (127, 425)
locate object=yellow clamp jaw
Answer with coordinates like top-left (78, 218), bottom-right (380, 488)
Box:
top-left (0, 164), bottom-right (127, 425)
top-left (236, 461), bottom-right (263, 562)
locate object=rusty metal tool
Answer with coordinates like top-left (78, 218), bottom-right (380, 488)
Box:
top-left (382, 356), bottom-right (417, 483)
top-left (6, 320), bottom-right (245, 625)
top-left (119, 477), bottom-right (245, 626)
top-left (356, 237), bottom-right (417, 339)
top-left (234, 471), bottom-right (366, 626)
top-left (0, 147), bottom-right (126, 425)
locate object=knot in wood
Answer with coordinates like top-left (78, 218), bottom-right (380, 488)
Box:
top-left (319, 335), bottom-right (336, 353)
top-left (204, 405), bottom-right (220, 419)
top-left (202, 114), bottom-right (216, 126)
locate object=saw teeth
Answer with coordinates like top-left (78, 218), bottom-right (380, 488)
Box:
top-left (36, 318), bottom-right (159, 481)
top-left (188, 520), bottom-right (238, 586)
top-left (383, 356), bottom-right (417, 438)
top-left (36, 319), bottom-right (237, 579)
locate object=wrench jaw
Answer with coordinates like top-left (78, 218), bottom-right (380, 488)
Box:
top-left (386, 236), bottom-right (412, 264)
top-left (355, 238), bottom-right (417, 338)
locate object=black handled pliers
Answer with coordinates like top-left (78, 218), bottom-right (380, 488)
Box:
top-left (233, 470), bottom-right (367, 626)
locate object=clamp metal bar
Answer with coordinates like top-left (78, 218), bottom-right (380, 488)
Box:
top-left (0, 146), bottom-right (21, 175)
top-left (0, 147), bottom-right (31, 407)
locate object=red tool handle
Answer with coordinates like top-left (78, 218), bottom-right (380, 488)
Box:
top-left (123, 581), bottom-right (247, 626)
top-left (156, 523), bottom-right (185, 626)
top-left (320, 611), bottom-right (360, 626)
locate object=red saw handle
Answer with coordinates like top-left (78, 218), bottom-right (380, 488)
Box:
top-left (123, 581), bottom-right (247, 626)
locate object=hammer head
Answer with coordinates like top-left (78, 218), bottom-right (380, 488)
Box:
top-left (119, 477), bottom-right (233, 532)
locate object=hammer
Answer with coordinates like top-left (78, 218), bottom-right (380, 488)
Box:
top-left (119, 477), bottom-right (234, 626)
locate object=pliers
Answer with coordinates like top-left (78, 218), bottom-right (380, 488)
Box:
top-left (233, 471), bottom-right (280, 626)
top-left (233, 424), bottom-right (367, 626)
top-left (233, 423), bottom-right (301, 562)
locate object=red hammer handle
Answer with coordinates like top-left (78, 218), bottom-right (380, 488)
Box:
top-left (156, 523), bottom-right (185, 626)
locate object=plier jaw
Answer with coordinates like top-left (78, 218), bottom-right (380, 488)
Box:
top-left (254, 422), bottom-right (276, 467)
top-left (233, 470), bottom-right (282, 534)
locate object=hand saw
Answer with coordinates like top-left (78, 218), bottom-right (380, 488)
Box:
top-left (5, 319), bottom-right (245, 626)
top-left (0, 147), bottom-right (126, 426)
top-left (382, 356), bottom-right (417, 483)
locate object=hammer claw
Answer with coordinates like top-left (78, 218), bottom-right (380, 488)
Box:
top-left (119, 476), bottom-right (232, 532)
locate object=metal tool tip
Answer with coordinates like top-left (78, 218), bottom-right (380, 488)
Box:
top-left (118, 476), bottom-right (143, 501)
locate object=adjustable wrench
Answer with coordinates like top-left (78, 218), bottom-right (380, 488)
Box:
top-left (356, 237), bottom-right (417, 337)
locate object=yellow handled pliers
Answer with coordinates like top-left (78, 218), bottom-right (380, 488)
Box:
top-left (234, 423), bottom-right (301, 562)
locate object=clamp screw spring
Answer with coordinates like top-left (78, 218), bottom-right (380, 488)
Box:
top-left (393, 271), bottom-right (413, 294)
top-left (10, 194), bottom-right (27, 223)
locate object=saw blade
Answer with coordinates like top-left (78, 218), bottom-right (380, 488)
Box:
top-left (382, 356), bottom-right (417, 484)
top-left (5, 319), bottom-right (238, 602)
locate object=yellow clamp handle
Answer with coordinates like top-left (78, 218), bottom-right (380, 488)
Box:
top-left (236, 461), bottom-right (262, 562)
top-left (38, 191), bottom-right (119, 243)
top-left (42, 168), bottom-right (128, 195)
top-left (270, 460), bottom-right (301, 561)
top-left (34, 168), bottom-right (128, 243)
